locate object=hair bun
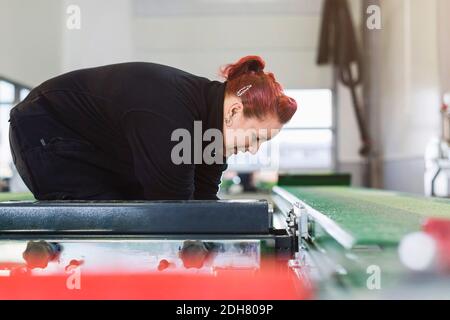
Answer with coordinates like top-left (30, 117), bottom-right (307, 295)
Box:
top-left (277, 94), bottom-right (298, 124)
top-left (246, 57), bottom-right (265, 73)
top-left (220, 55), bottom-right (265, 80)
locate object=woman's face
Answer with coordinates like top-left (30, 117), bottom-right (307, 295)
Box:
top-left (223, 111), bottom-right (282, 158)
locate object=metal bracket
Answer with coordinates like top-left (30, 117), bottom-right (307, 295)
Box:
top-left (273, 186), bottom-right (356, 250)
top-left (294, 203), bottom-right (310, 240)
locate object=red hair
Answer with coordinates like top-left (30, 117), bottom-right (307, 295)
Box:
top-left (220, 55), bottom-right (297, 124)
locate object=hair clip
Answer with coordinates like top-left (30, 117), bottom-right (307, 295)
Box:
top-left (236, 85), bottom-right (252, 97)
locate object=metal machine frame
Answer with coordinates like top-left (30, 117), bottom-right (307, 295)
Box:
top-left (0, 200), bottom-right (298, 262)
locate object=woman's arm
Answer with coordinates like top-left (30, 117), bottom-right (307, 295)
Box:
top-left (122, 110), bottom-right (195, 200)
top-left (194, 162), bottom-right (228, 200)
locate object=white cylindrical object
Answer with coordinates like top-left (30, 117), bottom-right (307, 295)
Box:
top-left (398, 232), bottom-right (438, 272)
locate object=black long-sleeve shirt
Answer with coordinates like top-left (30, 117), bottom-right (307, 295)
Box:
top-left (23, 62), bottom-right (228, 200)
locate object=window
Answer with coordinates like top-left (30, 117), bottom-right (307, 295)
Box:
top-left (227, 89), bottom-right (335, 173)
top-left (0, 78), bottom-right (31, 179)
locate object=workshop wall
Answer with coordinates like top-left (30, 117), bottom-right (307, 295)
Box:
top-left (132, 6), bottom-right (330, 89)
top-left (368, 0), bottom-right (441, 194)
top-left (0, 0), bottom-right (63, 86)
top-left (438, 0), bottom-right (450, 95)
top-left (60, 0), bottom-right (333, 90)
top-left (61, 0), bottom-right (133, 72)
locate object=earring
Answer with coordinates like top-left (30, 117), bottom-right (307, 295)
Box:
top-left (225, 116), bottom-right (233, 127)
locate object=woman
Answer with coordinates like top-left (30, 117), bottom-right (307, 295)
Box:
top-left (9, 56), bottom-right (297, 200)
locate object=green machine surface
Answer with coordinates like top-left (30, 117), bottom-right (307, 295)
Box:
top-left (276, 187), bottom-right (450, 298)
top-left (278, 174), bottom-right (352, 187)
top-left (0, 192), bottom-right (35, 202)
top-left (282, 186), bottom-right (450, 246)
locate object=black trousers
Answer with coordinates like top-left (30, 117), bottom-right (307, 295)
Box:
top-left (9, 96), bottom-right (142, 200)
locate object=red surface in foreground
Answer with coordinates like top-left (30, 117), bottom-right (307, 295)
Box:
top-left (0, 265), bottom-right (312, 300)
top-left (423, 218), bottom-right (450, 270)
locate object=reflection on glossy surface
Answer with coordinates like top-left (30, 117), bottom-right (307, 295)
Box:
top-left (23, 241), bottom-right (61, 269)
top-left (179, 241), bottom-right (219, 269)
top-left (0, 240), bottom-right (260, 276)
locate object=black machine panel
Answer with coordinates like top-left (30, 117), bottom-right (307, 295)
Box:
top-left (0, 200), bottom-right (271, 235)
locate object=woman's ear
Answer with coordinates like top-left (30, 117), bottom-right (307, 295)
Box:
top-left (230, 102), bottom-right (243, 119)
top-left (224, 96), bottom-right (244, 127)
